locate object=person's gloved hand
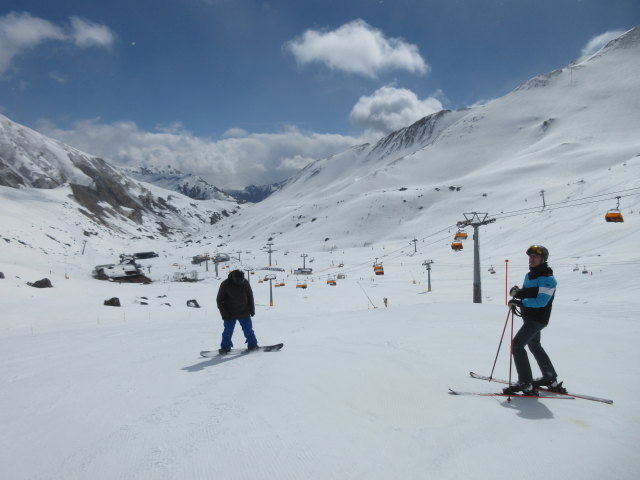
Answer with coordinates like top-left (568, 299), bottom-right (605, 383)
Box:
top-left (508, 299), bottom-right (522, 310)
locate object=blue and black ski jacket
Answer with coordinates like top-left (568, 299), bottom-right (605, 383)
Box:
top-left (515, 264), bottom-right (557, 325)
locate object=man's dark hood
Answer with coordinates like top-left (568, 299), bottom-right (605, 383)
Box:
top-left (229, 269), bottom-right (245, 285)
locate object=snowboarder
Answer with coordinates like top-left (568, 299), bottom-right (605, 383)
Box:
top-left (503, 245), bottom-right (560, 395)
top-left (216, 269), bottom-right (259, 354)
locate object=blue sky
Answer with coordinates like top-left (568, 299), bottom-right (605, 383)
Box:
top-left (1, 0), bottom-right (639, 188)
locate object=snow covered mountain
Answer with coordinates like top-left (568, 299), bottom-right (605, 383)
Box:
top-left (123, 164), bottom-right (285, 204)
top-left (122, 165), bottom-right (239, 202)
top-left (0, 113), bottom-right (243, 240)
top-left (217, 26), bottom-right (640, 258)
top-left (224, 181), bottom-right (287, 203)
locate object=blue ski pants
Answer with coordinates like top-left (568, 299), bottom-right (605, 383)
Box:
top-left (512, 320), bottom-right (557, 384)
top-left (221, 316), bottom-right (258, 349)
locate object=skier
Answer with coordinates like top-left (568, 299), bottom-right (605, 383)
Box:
top-left (503, 245), bottom-right (560, 395)
top-left (216, 269), bottom-right (259, 354)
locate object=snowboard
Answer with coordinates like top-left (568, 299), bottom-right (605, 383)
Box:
top-left (200, 343), bottom-right (283, 358)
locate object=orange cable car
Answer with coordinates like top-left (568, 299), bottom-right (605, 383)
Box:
top-left (327, 278), bottom-right (337, 286)
top-left (451, 242), bottom-right (463, 251)
top-left (605, 210), bottom-right (624, 223)
top-left (454, 230), bottom-right (468, 240)
top-left (605, 196), bottom-right (624, 223)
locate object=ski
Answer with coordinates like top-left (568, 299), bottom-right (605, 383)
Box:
top-left (448, 388), bottom-right (572, 399)
top-left (200, 343), bottom-right (283, 358)
top-left (469, 372), bottom-right (613, 405)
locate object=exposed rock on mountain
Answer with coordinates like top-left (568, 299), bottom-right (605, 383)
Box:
top-left (0, 114), bottom-right (241, 237)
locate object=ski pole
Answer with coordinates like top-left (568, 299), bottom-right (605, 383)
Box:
top-left (489, 308), bottom-right (512, 379)
top-left (507, 309), bottom-right (514, 402)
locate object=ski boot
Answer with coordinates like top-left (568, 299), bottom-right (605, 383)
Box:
top-left (533, 377), bottom-right (567, 393)
top-left (502, 382), bottom-right (536, 395)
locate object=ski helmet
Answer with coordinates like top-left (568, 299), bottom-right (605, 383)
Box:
top-left (526, 244), bottom-right (549, 262)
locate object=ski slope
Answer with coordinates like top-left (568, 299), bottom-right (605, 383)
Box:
top-left (1, 225), bottom-right (639, 479)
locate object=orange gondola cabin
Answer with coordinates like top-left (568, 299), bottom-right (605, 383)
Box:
top-left (454, 230), bottom-right (468, 240)
top-left (451, 242), bottom-right (463, 251)
top-left (605, 197), bottom-right (624, 223)
top-left (605, 210), bottom-right (624, 223)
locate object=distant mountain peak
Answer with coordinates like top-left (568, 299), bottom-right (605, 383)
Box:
top-left (122, 165), bottom-right (238, 202)
top-left (0, 114), bottom-right (242, 238)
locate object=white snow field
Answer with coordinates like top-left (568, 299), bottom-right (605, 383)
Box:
top-left (2, 26), bottom-right (640, 480)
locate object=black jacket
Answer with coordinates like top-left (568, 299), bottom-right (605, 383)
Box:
top-left (514, 263), bottom-right (557, 325)
top-left (216, 270), bottom-right (255, 321)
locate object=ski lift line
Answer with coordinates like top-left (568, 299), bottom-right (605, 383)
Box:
top-left (552, 259), bottom-right (640, 267)
top-left (495, 194), bottom-right (638, 220)
top-left (490, 189), bottom-right (640, 218)
top-left (493, 194), bottom-right (637, 221)
top-left (252, 186), bottom-right (638, 277)
top-left (495, 190), bottom-right (638, 217)
top-left (493, 195), bottom-right (632, 219)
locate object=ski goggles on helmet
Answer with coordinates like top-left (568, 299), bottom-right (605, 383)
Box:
top-left (526, 245), bottom-right (549, 262)
top-left (526, 245), bottom-right (544, 256)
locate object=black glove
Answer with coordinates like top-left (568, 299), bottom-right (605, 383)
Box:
top-left (508, 299), bottom-right (522, 310)
top-left (509, 285), bottom-right (521, 298)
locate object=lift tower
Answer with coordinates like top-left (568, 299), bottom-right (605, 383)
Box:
top-left (457, 213), bottom-right (495, 303)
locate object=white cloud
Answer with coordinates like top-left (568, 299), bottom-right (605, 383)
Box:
top-left (580, 29), bottom-right (626, 57)
top-left (37, 119), bottom-right (360, 189)
top-left (223, 127), bottom-right (249, 138)
top-left (0, 12), bottom-right (115, 76)
top-left (349, 86), bottom-right (443, 135)
top-left (49, 71), bottom-right (68, 83)
top-left (284, 19), bottom-right (428, 78)
top-left (0, 12), bottom-right (65, 75)
top-left (69, 16), bottom-right (116, 48)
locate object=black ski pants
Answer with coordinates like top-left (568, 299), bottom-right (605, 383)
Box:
top-left (512, 319), bottom-right (557, 384)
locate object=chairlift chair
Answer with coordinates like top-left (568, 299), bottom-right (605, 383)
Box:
top-left (296, 281), bottom-right (308, 289)
top-left (605, 210), bottom-right (624, 222)
top-left (451, 242), bottom-right (463, 251)
top-left (605, 196), bottom-right (624, 223)
top-left (454, 230), bottom-right (468, 240)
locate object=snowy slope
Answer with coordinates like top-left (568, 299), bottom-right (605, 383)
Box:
top-left (1, 27), bottom-right (640, 480)
top-left (0, 113), bottom-right (244, 239)
top-left (220, 26), bottom-right (640, 257)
